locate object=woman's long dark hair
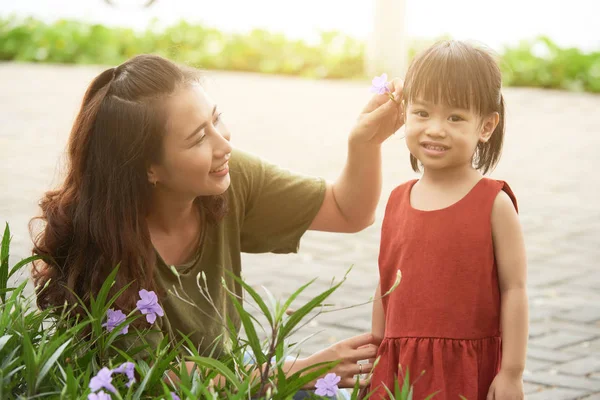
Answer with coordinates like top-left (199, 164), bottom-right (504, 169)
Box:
top-left (31, 54), bottom-right (227, 314)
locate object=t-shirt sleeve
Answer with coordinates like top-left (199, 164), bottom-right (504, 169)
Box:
top-left (231, 149), bottom-right (326, 254)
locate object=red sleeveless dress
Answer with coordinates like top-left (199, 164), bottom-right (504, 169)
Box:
top-left (370, 178), bottom-right (518, 400)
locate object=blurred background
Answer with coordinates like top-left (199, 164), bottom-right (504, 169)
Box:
top-left (1, 0), bottom-right (600, 91)
top-left (1, 1), bottom-right (600, 398)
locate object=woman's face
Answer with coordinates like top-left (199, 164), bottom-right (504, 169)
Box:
top-left (149, 84), bottom-right (232, 198)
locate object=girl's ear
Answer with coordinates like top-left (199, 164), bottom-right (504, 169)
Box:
top-left (480, 112), bottom-right (499, 143)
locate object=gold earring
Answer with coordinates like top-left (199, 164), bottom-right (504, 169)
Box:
top-left (152, 181), bottom-right (157, 188)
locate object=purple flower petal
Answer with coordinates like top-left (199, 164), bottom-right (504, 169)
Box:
top-left (145, 312), bottom-right (157, 324)
top-left (89, 367), bottom-right (117, 394)
top-left (370, 73), bottom-right (391, 96)
top-left (88, 390), bottom-right (111, 400)
top-left (102, 309), bottom-right (128, 335)
top-left (171, 392), bottom-right (181, 400)
top-left (136, 290), bottom-right (163, 325)
top-left (315, 373), bottom-right (340, 398)
top-left (112, 362), bottom-right (135, 387)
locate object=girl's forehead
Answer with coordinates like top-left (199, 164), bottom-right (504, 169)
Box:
top-left (408, 98), bottom-right (475, 112)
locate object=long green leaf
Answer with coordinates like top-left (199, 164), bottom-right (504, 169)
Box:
top-left (277, 360), bottom-right (339, 398)
top-left (9, 255), bottom-right (42, 279)
top-left (279, 279), bottom-right (343, 340)
top-left (186, 356), bottom-right (243, 390)
top-left (35, 338), bottom-right (72, 389)
top-left (229, 272), bottom-right (273, 327)
top-left (0, 223), bottom-right (10, 302)
top-left (400, 369), bottom-right (410, 399)
top-left (0, 334), bottom-right (12, 351)
top-left (278, 277), bottom-right (317, 322)
top-left (229, 293), bottom-right (266, 366)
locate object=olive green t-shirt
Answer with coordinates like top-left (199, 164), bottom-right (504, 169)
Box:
top-left (141, 149), bottom-right (326, 357)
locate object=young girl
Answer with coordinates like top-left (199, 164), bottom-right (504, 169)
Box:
top-left (369, 41), bottom-right (528, 400)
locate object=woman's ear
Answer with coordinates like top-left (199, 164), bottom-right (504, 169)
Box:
top-left (147, 165), bottom-right (159, 186)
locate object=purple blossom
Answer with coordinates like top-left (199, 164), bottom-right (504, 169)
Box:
top-left (370, 73), bottom-right (391, 95)
top-left (102, 309), bottom-right (129, 335)
top-left (89, 367), bottom-right (117, 394)
top-left (315, 373), bottom-right (341, 397)
top-left (136, 289), bottom-right (164, 324)
top-left (113, 361), bottom-right (136, 387)
top-left (88, 391), bottom-right (111, 400)
top-left (171, 392), bottom-right (181, 400)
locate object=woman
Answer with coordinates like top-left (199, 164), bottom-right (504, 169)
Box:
top-left (31, 54), bottom-right (403, 392)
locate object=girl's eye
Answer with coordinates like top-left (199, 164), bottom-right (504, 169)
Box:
top-left (413, 111), bottom-right (428, 118)
top-left (449, 115), bottom-right (464, 122)
top-left (214, 112), bottom-right (223, 125)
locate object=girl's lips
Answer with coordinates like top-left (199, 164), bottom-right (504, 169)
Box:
top-left (421, 142), bottom-right (449, 156)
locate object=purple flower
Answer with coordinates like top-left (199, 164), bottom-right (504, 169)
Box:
top-left (171, 392), bottom-right (181, 400)
top-left (315, 373), bottom-right (341, 397)
top-left (89, 367), bottom-right (117, 394)
top-left (370, 73), bottom-right (391, 95)
top-left (102, 309), bottom-right (129, 335)
top-left (113, 361), bottom-right (135, 387)
top-left (136, 289), bottom-right (164, 324)
top-left (88, 391), bottom-right (111, 400)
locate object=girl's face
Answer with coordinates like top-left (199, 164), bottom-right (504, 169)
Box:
top-left (404, 99), bottom-right (498, 172)
top-left (148, 84), bottom-right (233, 198)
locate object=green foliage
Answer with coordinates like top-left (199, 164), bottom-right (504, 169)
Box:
top-left (0, 222), bottom-right (436, 399)
top-left (1, 17), bottom-right (598, 92)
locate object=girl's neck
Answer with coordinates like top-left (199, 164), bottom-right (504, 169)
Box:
top-left (420, 164), bottom-right (482, 188)
top-left (146, 189), bottom-right (199, 234)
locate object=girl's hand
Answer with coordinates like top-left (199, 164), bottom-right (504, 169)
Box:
top-left (349, 78), bottom-right (404, 146)
top-left (303, 333), bottom-right (380, 388)
top-left (486, 369), bottom-right (524, 400)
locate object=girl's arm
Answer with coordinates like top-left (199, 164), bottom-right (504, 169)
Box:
top-left (491, 190), bottom-right (528, 377)
top-left (372, 281), bottom-right (385, 342)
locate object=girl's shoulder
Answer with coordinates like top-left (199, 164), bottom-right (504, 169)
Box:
top-left (479, 178), bottom-right (518, 213)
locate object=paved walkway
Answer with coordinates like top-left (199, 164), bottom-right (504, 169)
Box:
top-left (1, 63), bottom-right (599, 399)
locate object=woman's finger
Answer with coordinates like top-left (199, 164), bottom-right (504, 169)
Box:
top-left (389, 78), bottom-right (404, 98)
top-left (340, 377), bottom-right (371, 389)
top-left (344, 333), bottom-right (381, 349)
top-left (349, 344), bottom-right (378, 362)
top-left (353, 362), bottom-right (373, 376)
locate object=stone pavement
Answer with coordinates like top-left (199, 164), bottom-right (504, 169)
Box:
top-left (1, 63), bottom-right (599, 399)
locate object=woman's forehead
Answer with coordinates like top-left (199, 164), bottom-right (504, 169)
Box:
top-left (165, 85), bottom-right (215, 138)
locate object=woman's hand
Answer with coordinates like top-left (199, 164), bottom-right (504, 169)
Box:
top-left (302, 333), bottom-right (380, 389)
top-left (349, 78), bottom-right (404, 146)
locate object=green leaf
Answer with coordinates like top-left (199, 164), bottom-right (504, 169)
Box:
top-left (36, 338), bottom-right (73, 389)
top-left (187, 355), bottom-right (243, 390)
top-left (228, 291), bottom-right (266, 365)
top-left (9, 254), bottom-right (42, 279)
top-left (0, 334), bottom-right (12, 351)
top-left (279, 278), bottom-right (343, 340)
top-left (400, 368), bottom-right (410, 399)
top-left (229, 272), bottom-right (273, 327)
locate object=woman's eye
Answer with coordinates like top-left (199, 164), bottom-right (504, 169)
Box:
top-left (214, 112), bottom-right (223, 124)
